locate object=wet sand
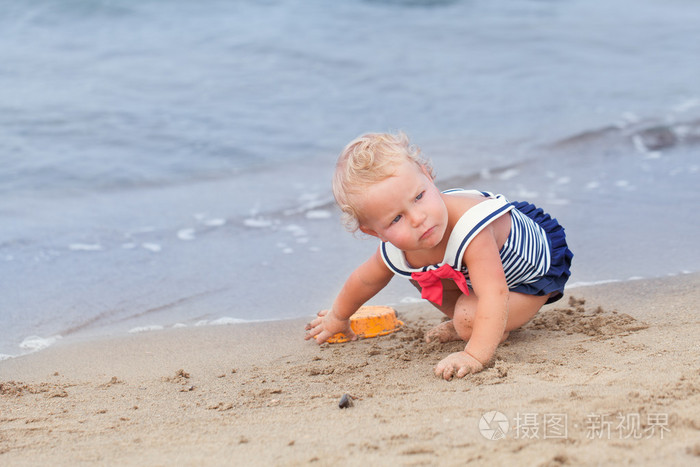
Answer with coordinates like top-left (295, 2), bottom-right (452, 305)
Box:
top-left (1, 274), bottom-right (699, 465)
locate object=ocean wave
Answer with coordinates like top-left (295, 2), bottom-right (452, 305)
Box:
top-left (546, 112), bottom-right (700, 154)
top-left (128, 325), bottom-right (164, 334)
top-left (19, 335), bottom-right (62, 353)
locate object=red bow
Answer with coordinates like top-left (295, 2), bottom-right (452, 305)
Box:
top-left (411, 264), bottom-right (469, 306)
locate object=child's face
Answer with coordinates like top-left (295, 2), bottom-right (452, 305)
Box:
top-left (356, 160), bottom-right (448, 252)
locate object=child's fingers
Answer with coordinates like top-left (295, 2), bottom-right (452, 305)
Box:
top-left (434, 361), bottom-right (444, 378)
top-left (304, 310), bottom-right (328, 331)
top-left (434, 360), bottom-right (453, 380)
top-left (441, 366), bottom-right (455, 381)
top-left (314, 330), bottom-right (331, 344)
top-left (435, 352), bottom-right (483, 380)
top-left (304, 316), bottom-right (321, 331)
top-left (304, 321), bottom-right (332, 344)
top-left (304, 322), bottom-right (322, 340)
top-left (304, 311), bottom-right (327, 331)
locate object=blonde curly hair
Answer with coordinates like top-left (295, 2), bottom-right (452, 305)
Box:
top-left (332, 132), bottom-right (435, 232)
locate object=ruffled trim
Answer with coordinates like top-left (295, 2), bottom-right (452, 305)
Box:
top-left (508, 201), bottom-right (574, 304)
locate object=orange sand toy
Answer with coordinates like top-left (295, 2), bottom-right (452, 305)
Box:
top-left (324, 306), bottom-right (404, 343)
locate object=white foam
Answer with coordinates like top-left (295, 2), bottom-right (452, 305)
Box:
top-left (177, 228), bottom-right (196, 240)
top-left (296, 237), bottom-right (309, 244)
top-left (195, 320), bottom-right (209, 326)
top-left (643, 151), bottom-right (662, 160)
top-left (306, 210), bottom-right (332, 220)
top-left (568, 276), bottom-right (653, 289)
top-left (142, 243), bottom-right (162, 252)
top-left (585, 181), bottom-right (600, 190)
top-left (632, 135), bottom-right (647, 154)
top-left (567, 279), bottom-right (621, 288)
top-left (282, 248), bottom-right (294, 254)
top-left (203, 218), bottom-right (226, 227)
top-left (172, 323), bottom-right (187, 329)
top-left (283, 197), bottom-right (334, 216)
top-left (615, 180), bottom-right (630, 188)
top-left (0, 354), bottom-right (15, 361)
top-left (244, 217), bottom-right (273, 228)
top-left (209, 317), bottom-right (249, 326)
top-left (19, 335), bottom-right (62, 352)
top-left (121, 243), bottom-right (137, 249)
top-left (556, 176), bottom-right (571, 185)
top-left (69, 243), bottom-right (103, 251)
top-left (128, 325), bottom-right (164, 333)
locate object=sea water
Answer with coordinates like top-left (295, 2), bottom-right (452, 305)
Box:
top-left (1, 0), bottom-right (699, 357)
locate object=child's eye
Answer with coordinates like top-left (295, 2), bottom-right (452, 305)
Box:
top-left (416, 192), bottom-right (424, 201)
top-left (391, 215), bottom-right (402, 224)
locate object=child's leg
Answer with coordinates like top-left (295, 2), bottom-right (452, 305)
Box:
top-left (412, 279), bottom-right (548, 343)
top-left (410, 279), bottom-right (464, 343)
top-left (450, 291), bottom-right (549, 343)
top-left (409, 279), bottom-right (461, 318)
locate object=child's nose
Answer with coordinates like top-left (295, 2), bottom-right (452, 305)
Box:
top-left (409, 209), bottom-right (426, 227)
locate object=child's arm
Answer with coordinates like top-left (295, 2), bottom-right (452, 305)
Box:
top-left (305, 248), bottom-right (393, 344)
top-left (434, 225), bottom-right (509, 378)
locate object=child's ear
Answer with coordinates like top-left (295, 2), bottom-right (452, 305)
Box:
top-left (359, 225), bottom-right (381, 239)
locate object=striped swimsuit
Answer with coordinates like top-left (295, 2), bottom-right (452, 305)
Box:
top-left (381, 190), bottom-right (568, 299)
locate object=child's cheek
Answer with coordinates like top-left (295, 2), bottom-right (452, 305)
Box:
top-left (396, 229), bottom-right (413, 247)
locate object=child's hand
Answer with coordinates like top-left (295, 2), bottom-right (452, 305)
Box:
top-left (304, 309), bottom-right (356, 344)
top-left (434, 351), bottom-right (484, 380)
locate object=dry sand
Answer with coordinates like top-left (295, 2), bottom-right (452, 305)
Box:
top-left (1, 274), bottom-right (699, 466)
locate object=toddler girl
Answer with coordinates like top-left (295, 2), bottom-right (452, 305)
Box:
top-left (305, 132), bottom-right (573, 380)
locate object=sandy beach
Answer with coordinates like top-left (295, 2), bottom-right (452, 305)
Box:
top-left (1, 274), bottom-right (699, 466)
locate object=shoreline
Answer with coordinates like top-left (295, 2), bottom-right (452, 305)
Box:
top-left (2, 273), bottom-right (699, 465)
top-left (1, 270), bottom-right (696, 362)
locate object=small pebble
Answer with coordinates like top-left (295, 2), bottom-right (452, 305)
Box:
top-left (338, 393), bottom-right (354, 409)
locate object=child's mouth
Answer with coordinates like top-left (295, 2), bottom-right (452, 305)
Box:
top-left (420, 226), bottom-right (435, 241)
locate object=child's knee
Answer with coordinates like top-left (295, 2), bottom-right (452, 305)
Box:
top-left (452, 294), bottom-right (477, 340)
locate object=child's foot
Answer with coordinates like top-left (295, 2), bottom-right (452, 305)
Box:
top-left (425, 320), bottom-right (462, 343)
